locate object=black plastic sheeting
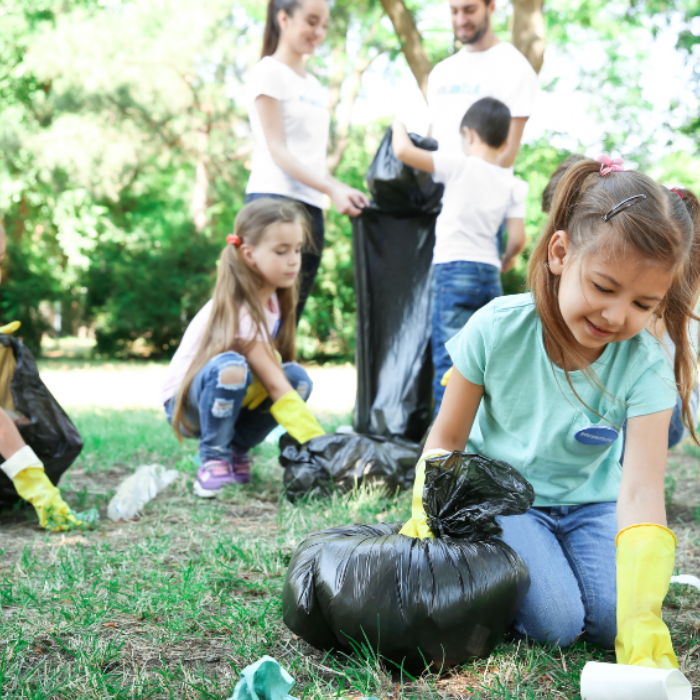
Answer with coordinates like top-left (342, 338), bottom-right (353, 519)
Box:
top-left (365, 127), bottom-right (444, 217)
top-left (279, 432), bottom-right (418, 503)
top-left (282, 451), bottom-right (535, 672)
top-left (0, 336), bottom-right (83, 509)
top-left (352, 127), bottom-right (443, 443)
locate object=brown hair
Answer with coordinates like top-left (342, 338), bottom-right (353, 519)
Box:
top-left (262, 0), bottom-right (301, 58)
top-left (528, 159), bottom-right (700, 443)
top-left (541, 154), bottom-right (587, 214)
top-left (172, 198), bottom-right (310, 441)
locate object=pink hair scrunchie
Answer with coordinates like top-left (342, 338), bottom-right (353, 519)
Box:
top-left (596, 154), bottom-right (624, 177)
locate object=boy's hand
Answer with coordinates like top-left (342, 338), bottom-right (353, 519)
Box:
top-left (13, 468), bottom-right (83, 531)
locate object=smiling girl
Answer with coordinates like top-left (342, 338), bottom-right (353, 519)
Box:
top-left (162, 199), bottom-right (325, 497)
top-left (402, 158), bottom-right (700, 669)
top-left (245, 0), bottom-right (369, 322)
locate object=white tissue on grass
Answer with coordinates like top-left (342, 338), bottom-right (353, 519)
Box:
top-left (107, 464), bottom-right (179, 521)
top-left (670, 574), bottom-right (700, 592)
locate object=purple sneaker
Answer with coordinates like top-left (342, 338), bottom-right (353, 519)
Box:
top-left (232, 452), bottom-right (251, 484)
top-left (193, 459), bottom-right (235, 498)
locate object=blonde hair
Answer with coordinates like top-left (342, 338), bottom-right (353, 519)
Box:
top-left (527, 159), bottom-right (700, 444)
top-left (172, 198), bottom-right (310, 441)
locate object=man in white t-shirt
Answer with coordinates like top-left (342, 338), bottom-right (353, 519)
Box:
top-left (427, 0), bottom-right (539, 166)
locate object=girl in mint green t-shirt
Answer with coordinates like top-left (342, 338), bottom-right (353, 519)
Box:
top-left (405, 158), bottom-right (700, 670)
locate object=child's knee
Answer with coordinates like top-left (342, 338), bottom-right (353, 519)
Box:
top-left (283, 363), bottom-right (313, 400)
top-left (204, 353), bottom-right (250, 391)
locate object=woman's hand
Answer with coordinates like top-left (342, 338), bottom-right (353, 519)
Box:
top-left (329, 182), bottom-right (369, 217)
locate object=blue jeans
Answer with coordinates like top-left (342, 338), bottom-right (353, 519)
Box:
top-left (165, 352), bottom-right (312, 463)
top-left (498, 502), bottom-right (617, 649)
top-left (431, 261), bottom-right (502, 413)
top-left (245, 193), bottom-right (325, 324)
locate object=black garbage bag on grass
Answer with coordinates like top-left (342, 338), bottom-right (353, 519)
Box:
top-left (279, 432), bottom-right (419, 503)
top-left (0, 335), bottom-right (83, 509)
top-left (282, 451), bottom-right (534, 673)
top-left (366, 127), bottom-right (444, 216)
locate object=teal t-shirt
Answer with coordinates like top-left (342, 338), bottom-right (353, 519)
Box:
top-left (446, 293), bottom-right (677, 507)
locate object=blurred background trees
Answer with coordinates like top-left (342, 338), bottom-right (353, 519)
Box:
top-left (1, 0), bottom-right (699, 359)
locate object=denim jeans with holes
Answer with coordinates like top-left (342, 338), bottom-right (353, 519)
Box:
top-left (165, 352), bottom-right (312, 464)
top-left (431, 261), bottom-right (502, 414)
top-left (497, 502), bottom-right (618, 649)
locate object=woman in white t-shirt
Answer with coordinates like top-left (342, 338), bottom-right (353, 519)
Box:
top-left (245, 0), bottom-right (369, 322)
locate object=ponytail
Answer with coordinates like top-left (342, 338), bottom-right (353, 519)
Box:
top-left (262, 0), bottom-right (301, 58)
top-left (661, 187), bottom-right (700, 445)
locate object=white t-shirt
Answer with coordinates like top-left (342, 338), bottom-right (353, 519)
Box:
top-left (161, 294), bottom-right (281, 404)
top-left (427, 43), bottom-right (539, 153)
top-left (432, 152), bottom-right (528, 267)
top-left (245, 57), bottom-right (330, 209)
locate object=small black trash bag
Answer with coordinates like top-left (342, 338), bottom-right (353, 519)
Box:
top-left (279, 432), bottom-right (419, 503)
top-left (366, 127), bottom-right (444, 216)
top-left (0, 336), bottom-right (83, 509)
top-left (282, 451), bottom-right (535, 672)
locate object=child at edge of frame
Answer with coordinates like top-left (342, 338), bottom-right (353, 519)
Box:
top-left (401, 156), bottom-right (700, 672)
top-left (391, 96), bottom-right (529, 416)
top-left (161, 198), bottom-right (325, 498)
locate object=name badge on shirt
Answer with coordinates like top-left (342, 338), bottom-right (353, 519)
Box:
top-left (575, 426), bottom-right (619, 446)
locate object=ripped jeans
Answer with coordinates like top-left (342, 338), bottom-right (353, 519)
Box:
top-left (165, 352), bottom-right (312, 464)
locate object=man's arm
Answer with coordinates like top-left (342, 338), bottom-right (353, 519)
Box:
top-left (499, 116), bottom-right (528, 168)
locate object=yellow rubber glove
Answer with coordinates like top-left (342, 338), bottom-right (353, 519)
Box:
top-left (269, 390), bottom-right (325, 444)
top-left (615, 523), bottom-right (679, 670)
top-left (14, 468), bottom-right (82, 531)
top-left (3, 445), bottom-right (82, 531)
top-left (0, 321), bottom-right (21, 334)
top-left (440, 366), bottom-right (453, 387)
top-left (399, 449), bottom-right (449, 539)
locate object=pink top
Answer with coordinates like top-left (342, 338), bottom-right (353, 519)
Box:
top-left (161, 294), bottom-right (281, 404)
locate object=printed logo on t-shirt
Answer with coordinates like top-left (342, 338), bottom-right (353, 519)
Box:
top-left (298, 94), bottom-right (326, 110)
top-left (436, 83), bottom-right (482, 96)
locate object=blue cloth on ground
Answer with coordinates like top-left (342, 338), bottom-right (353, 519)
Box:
top-left (228, 655), bottom-right (380, 700)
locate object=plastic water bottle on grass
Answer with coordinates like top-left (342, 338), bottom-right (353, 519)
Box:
top-left (107, 464), bottom-right (179, 521)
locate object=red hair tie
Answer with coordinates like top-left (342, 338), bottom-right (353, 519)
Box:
top-left (226, 233), bottom-right (242, 247)
top-left (670, 187), bottom-right (684, 199)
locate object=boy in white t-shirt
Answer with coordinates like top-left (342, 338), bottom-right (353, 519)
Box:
top-left (392, 97), bottom-right (528, 413)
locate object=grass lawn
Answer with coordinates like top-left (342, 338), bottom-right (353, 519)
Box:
top-left (1, 407), bottom-right (699, 699)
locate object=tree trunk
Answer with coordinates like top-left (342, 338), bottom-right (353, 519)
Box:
top-left (511, 0), bottom-right (545, 73)
top-left (192, 124), bottom-right (210, 233)
top-left (377, 0), bottom-right (432, 98)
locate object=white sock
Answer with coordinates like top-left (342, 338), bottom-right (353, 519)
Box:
top-left (1, 445), bottom-right (43, 479)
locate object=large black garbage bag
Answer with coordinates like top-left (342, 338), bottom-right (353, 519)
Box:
top-left (279, 432), bottom-right (419, 503)
top-left (282, 451), bottom-right (534, 672)
top-left (366, 127), bottom-right (444, 216)
top-left (352, 210), bottom-right (435, 442)
top-left (0, 336), bottom-right (83, 509)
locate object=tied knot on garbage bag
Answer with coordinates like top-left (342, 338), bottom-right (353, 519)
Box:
top-left (366, 127), bottom-right (444, 216)
top-left (424, 451), bottom-right (535, 540)
top-left (282, 451), bottom-right (535, 672)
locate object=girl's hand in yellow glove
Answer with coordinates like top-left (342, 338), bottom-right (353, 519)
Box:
top-left (13, 468), bottom-right (83, 531)
top-left (399, 449), bottom-right (449, 539)
top-left (2, 445), bottom-right (82, 531)
top-left (616, 523), bottom-right (679, 670)
top-left (270, 390), bottom-right (324, 444)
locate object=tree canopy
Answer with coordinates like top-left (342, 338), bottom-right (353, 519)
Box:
top-left (1, 0), bottom-right (699, 358)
